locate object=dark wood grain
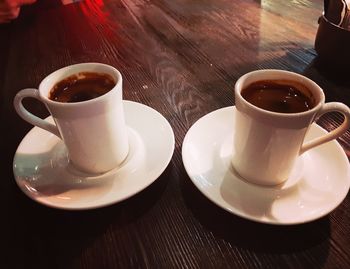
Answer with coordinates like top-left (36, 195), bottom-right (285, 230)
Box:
top-left (1, 0), bottom-right (350, 268)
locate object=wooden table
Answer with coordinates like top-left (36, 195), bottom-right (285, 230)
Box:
top-left (1, 0), bottom-right (350, 268)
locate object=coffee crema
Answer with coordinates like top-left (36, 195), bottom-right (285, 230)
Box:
top-left (49, 72), bottom-right (116, 103)
top-left (241, 80), bottom-right (316, 113)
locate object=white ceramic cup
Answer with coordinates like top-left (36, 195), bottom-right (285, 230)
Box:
top-left (14, 63), bottom-right (129, 174)
top-left (232, 69), bottom-right (350, 186)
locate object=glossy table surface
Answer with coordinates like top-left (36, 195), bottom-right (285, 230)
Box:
top-left (1, 0), bottom-right (350, 268)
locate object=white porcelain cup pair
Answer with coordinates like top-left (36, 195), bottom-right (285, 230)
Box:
top-left (14, 64), bottom-right (350, 186)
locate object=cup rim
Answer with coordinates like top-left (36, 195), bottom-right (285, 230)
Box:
top-left (235, 69), bottom-right (325, 118)
top-left (38, 62), bottom-right (122, 107)
top-left (320, 14), bottom-right (350, 33)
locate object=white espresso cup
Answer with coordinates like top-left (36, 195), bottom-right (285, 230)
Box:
top-left (232, 69), bottom-right (350, 186)
top-left (14, 63), bottom-right (129, 174)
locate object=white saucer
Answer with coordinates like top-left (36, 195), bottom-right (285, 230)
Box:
top-left (13, 100), bottom-right (174, 210)
top-left (182, 106), bottom-right (350, 225)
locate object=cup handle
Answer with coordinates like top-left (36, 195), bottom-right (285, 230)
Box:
top-left (300, 102), bottom-right (350, 155)
top-left (14, 88), bottom-right (61, 138)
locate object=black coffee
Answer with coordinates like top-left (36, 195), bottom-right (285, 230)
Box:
top-left (49, 72), bottom-right (116, 103)
top-left (241, 80), bottom-right (315, 113)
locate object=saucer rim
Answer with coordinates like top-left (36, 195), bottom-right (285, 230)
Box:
top-left (13, 100), bottom-right (175, 210)
top-left (182, 106), bottom-right (350, 225)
